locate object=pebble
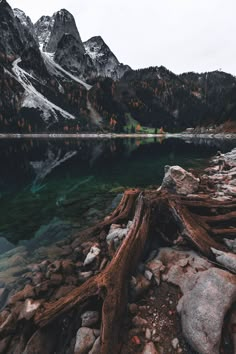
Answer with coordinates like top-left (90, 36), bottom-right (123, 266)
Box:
top-left (145, 328), bottom-right (152, 340)
top-left (171, 338), bottom-right (179, 349)
top-left (144, 270), bottom-right (153, 281)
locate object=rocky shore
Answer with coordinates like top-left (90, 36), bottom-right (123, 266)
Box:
top-left (1, 149), bottom-right (236, 353)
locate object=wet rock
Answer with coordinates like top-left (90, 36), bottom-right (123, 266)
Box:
top-left (0, 237), bottom-right (14, 255)
top-left (161, 165), bottom-right (200, 195)
top-left (74, 327), bottom-right (96, 354)
top-left (211, 248), bottom-right (236, 273)
top-left (178, 268), bottom-right (236, 354)
top-left (88, 336), bottom-right (100, 354)
top-left (81, 311), bottom-right (99, 327)
top-left (47, 260), bottom-right (61, 274)
top-left (132, 315), bottom-right (148, 327)
top-left (142, 342), bottom-right (159, 354)
top-left (19, 299), bottom-right (41, 320)
top-left (83, 246), bottom-right (101, 266)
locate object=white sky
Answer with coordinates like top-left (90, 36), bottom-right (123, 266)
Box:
top-left (8, 0), bottom-right (236, 75)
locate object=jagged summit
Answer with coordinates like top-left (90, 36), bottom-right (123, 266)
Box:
top-left (34, 9), bottom-right (84, 53)
top-left (84, 36), bottom-right (131, 80)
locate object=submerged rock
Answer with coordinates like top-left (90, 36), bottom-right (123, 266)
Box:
top-left (161, 165), bottom-right (200, 195)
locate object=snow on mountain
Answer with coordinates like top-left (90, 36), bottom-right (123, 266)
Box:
top-left (84, 36), bottom-right (131, 80)
top-left (12, 58), bottom-right (76, 122)
top-left (34, 15), bottom-right (53, 50)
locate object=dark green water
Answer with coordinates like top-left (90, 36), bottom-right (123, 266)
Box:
top-left (0, 137), bottom-right (235, 247)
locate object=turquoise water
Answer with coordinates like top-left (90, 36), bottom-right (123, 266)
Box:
top-left (0, 137), bottom-right (235, 246)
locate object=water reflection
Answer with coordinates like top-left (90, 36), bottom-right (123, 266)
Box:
top-left (0, 137), bottom-right (236, 246)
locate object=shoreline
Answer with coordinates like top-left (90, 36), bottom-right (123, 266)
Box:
top-left (1, 132), bottom-right (236, 139)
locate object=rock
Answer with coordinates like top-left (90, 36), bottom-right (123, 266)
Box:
top-left (211, 248), bottom-right (236, 273)
top-left (8, 284), bottom-right (35, 304)
top-left (131, 336), bottom-right (141, 345)
top-left (19, 299), bottom-right (41, 320)
top-left (144, 270), bottom-right (153, 281)
top-left (88, 336), bottom-right (100, 354)
top-left (83, 246), bottom-right (101, 266)
top-left (74, 327), bottom-right (96, 354)
top-left (142, 342), bottom-right (159, 354)
top-left (106, 221), bottom-right (132, 245)
top-left (61, 260), bottom-right (75, 275)
top-left (78, 271), bottom-right (93, 282)
top-left (0, 237), bottom-right (14, 255)
top-left (146, 259), bottom-right (165, 285)
top-left (23, 327), bottom-right (57, 354)
top-left (178, 268), bottom-right (236, 354)
top-left (128, 303), bottom-right (138, 314)
top-left (145, 328), bottom-right (152, 340)
top-left (171, 338), bottom-right (179, 349)
top-left (161, 165), bottom-right (200, 195)
top-left (81, 311), bottom-right (99, 327)
top-left (132, 315), bottom-right (148, 327)
top-left (130, 274), bottom-right (151, 299)
top-left (50, 273), bottom-right (63, 286)
top-left (224, 238), bottom-right (236, 253)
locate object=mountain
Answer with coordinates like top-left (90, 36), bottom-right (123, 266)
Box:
top-left (84, 36), bottom-right (131, 80)
top-left (89, 66), bottom-right (236, 132)
top-left (0, 0), bottom-right (236, 134)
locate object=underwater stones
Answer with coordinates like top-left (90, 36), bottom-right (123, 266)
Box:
top-left (161, 165), bottom-right (200, 195)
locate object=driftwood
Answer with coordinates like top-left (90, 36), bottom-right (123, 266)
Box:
top-left (1, 153), bottom-right (236, 353)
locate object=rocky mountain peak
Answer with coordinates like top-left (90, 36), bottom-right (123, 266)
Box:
top-left (34, 8), bottom-right (84, 54)
top-left (84, 36), bottom-right (131, 80)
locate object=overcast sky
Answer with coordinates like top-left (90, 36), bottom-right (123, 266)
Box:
top-left (8, 0), bottom-right (236, 75)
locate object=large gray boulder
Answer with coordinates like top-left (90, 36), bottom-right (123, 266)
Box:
top-left (161, 165), bottom-right (200, 195)
top-left (178, 268), bottom-right (236, 354)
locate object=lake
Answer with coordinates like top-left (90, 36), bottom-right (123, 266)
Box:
top-left (0, 136), bottom-right (236, 249)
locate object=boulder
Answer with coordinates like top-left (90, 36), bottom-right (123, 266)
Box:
top-left (74, 327), bottom-right (96, 354)
top-left (178, 268), bottom-right (236, 354)
top-left (161, 165), bottom-right (200, 195)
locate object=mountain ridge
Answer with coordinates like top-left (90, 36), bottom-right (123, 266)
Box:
top-left (0, 0), bottom-right (236, 133)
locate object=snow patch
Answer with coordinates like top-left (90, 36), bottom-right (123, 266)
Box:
top-left (12, 58), bottom-right (76, 122)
